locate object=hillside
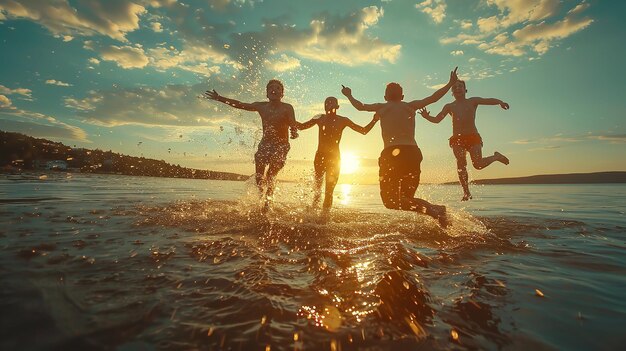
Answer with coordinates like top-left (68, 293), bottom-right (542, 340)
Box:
top-left (0, 131), bottom-right (248, 181)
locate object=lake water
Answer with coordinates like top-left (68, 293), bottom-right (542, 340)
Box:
top-left (1, 173), bottom-right (624, 350)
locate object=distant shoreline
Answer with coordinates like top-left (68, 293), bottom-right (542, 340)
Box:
top-left (443, 171), bottom-right (626, 185)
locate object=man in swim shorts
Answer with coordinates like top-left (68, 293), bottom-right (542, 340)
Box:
top-left (419, 79), bottom-right (510, 201)
top-left (204, 79), bottom-right (298, 212)
top-left (340, 68), bottom-right (459, 227)
top-left (296, 97), bottom-right (379, 221)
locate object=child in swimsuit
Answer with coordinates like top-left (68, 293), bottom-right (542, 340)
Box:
top-left (419, 79), bottom-right (510, 201)
top-left (296, 97), bottom-right (378, 221)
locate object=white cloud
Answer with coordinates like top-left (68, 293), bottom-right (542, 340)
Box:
top-left (451, 50), bottom-right (464, 56)
top-left (441, 1), bottom-right (592, 57)
top-left (99, 45), bottom-right (149, 69)
top-left (265, 54), bottom-right (301, 72)
top-left (88, 57), bottom-right (100, 65)
top-left (151, 21), bottom-right (163, 32)
top-left (0, 84), bottom-right (32, 99)
top-left (45, 79), bottom-right (73, 87)
top-left (0, 0), bottom-right (148, 41)
top-left (274, 6), bottom-right (402, 66)
top-left (416, 0), bottom-right (447, 24)
top-left (0, 94), bottom-right (12, 108)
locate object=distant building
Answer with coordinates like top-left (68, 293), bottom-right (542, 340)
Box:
top-left (46, 160), bottom-right (68, 170)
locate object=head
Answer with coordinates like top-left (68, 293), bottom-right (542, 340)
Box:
top-left (452, 80), bottom-right (467, 98)
top-left (384, 82), bottom-right (403, 102)
top-left (266, 79), bottom-right (284, 101)
top-left (324, 96), bottom-right (339, 114)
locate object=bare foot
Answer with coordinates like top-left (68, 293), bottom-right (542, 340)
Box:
top-left (461, 193), bottom-right (472, 201)
top-left (494, 151), bottom-right (509, 165)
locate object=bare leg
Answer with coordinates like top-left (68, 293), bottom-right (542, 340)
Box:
top-left (263, 161), bottom-right (284, 213)
top-left (398, 174), bottom-right (448, 227)
top-left (452, 146), bottom-right (471, 201)
top-left (469, 145), bottom-right (507, 170)
top-left (254, 160), bottom-right (267, 193)
top-left (323, 164), bottom-right (340, 212)
top-left (312, 167), bottom-right (324, 208)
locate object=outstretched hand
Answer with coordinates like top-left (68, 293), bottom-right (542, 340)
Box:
top-left (500, 102), bottom-right (510, 110)
top-left (341, 85), bottom-right (352, 97)
top-left (449, 67), bottom-right (459, 84)
top-left (204, 89), bottom-right (220, 101)
top-left (418, 107), bottom-right (430, 118)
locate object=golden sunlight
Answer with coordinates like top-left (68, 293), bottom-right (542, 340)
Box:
top-left (340, 152), bottom-right (359, 174)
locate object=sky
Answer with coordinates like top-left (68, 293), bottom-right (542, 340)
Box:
top-left (0, 0), bottom-right (624, 184)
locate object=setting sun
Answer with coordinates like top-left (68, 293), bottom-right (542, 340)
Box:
top-left (340, 152), bottom-right (360, 174)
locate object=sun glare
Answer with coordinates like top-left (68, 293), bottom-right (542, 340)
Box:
top-left (341, 152), bottom-right (360, 174)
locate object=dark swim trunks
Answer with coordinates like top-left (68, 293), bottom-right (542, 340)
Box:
top-left (449, 133), bottom-right (482, 149)
top-left (378, 145), bottom-right (422, 209)
top-left (255, 140), bottom-right (290, 167)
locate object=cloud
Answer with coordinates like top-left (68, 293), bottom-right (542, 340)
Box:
top-left (0, 99), bottom-right (88, 141)
top-left (0, 0), bottom-right (149, 41)
top-left (264, 54), bottom-right (301, 72)
top-left (416, 0), bottom-right (447, 24)
top-left (0, 84), bottom-right (32, 99)
top-left (88, 57), bottom-right (100, 65)
top-left (147, 45), bottom-right (234, 76)
top-left (0, 94), bottom-right (12, 108)
top-left (441, 1), bottom-right (593, 57)
top-left (151, 21), bottom-right (163, 32)
top-left (260, 6), bottom-right (402, 66)
top-left (0, 118), bottom-right (88, 141)
top-left (45, 79), bottom-right (73, 87)
top-left (587, 134), bottom-right (626, 144)
top-left (64, 82), bottom-right (259, 129)
top-left (99, 45), bottom-right (150, 69)
top-left (451, 50), bottom-right (464, 56)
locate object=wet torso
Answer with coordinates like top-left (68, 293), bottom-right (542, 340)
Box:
top-left (449, 99), bottom-right (479, 136)
top-left (377, 101), bottom-right (418, 149)
top-left (255, 101), bottom-right (293, 144)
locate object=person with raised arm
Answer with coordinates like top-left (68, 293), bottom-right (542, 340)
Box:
top-left (204, 79), bottom-right (298, 212)
top-left (340, 67), bottom-right (459, 227)
top-left (296, 97), bottom-right (379, 221)
top-left (419, 79), bottom-right (509, 201)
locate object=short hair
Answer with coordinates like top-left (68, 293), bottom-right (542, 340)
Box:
top-left (385, 82), bottom-right (403, 101)
top-left (266, 79), bottom-right (284, 91)
top-left (324, 96), bottom-right (338, 105)
top-left (457, 80), bottom-right (467, 89)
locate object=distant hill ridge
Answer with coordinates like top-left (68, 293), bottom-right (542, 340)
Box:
top-left (444, 171), bottom-right (626, 185)
top-left (0, 130), bottom-right (249, 181)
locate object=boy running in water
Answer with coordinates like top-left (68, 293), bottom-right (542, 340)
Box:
top-left (204, 80), bottom-right (298, 212)
top-left (418, 79), bottom-right (510, 201)
top-left (296, 97), bottom-right (379, 221)
top-left (341, 68), bottom-right (459, 227)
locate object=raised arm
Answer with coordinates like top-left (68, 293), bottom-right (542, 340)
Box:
top-left (344, 114), bottom-right (379, 135)
top-left (470, 97), bottom-right (510, 110)
top-left (408, 67), bottom-right (458, 110)
top-left (203, 89), bottom-right (258, 111)
top-left (341, 85), bottom-right (384, 112)
top-left (419, 105), bottom-right (450, 124)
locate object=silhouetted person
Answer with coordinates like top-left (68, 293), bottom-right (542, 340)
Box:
top-left (204, 80), bottom-right (298, 212)
top-left (419, 79), bottom-right (509, 201)
top-left (296, 97), bottom-right (379, 221)
top-left (341, 68), bottom-right (459, 227)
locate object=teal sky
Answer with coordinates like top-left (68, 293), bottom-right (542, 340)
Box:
top-left (1, 0), bottom-right (624, 183)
